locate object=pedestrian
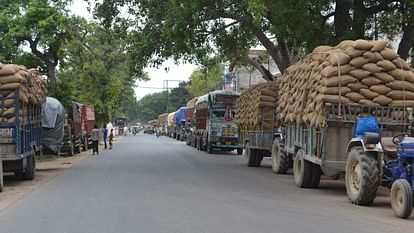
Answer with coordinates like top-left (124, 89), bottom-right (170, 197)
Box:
top-left (109, 129), bottom-right (114, 149)
top-left (91, 124), bottom-right (100, 155)
top-left (102, 126), bottom-right (108, 149)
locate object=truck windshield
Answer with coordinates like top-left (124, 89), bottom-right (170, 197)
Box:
top-left (212, 109), bottom-right (236, 118)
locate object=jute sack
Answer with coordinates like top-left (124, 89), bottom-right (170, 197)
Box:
top-left (7, 117), bottom-right (23, 123)
top-left (360, 88), bottom-right (380, 99)
top-left (359, 99), bottom-right (379, 106)
top-left (373, 95), bottom-right (393, 105)
top-left (0, 74), bottom-right (26, 84)
top-left (374, 72), bottom-right (395, 83)
top-left (361, 77), bottom-right (383, 86)
top-left (2, 107), bottom-right (15, 116)
top-left (370, 85), bottom-right (391, 95)
top-left (316, 94), bottom-right (350, 103)
top-left (371, 40), bottom-right (388, 52)
top-left (258, 102), bottom-right (276, 108)
top-left (327, 53), bottom-right (351, 65)
top-left (337, 40), bottom-right (354, 49)
top-left (344, 47), bottom-right (365, 58)
top-left (320, 86), bottom-right (351, 95)
top-left (350, 57), bottom-right (369, 68)
top-left (259, 96), bottom-right (276, 102)
top-left (377, 60), bottom-right (396, 71)
top-left (0, 64), bottom-right (18, 76)
top-left (349, 69), bottom-right (371, 80)
top-left (313, 45), bottom-right (333, 53)
top-left (348, 83), bottom-right (367, 92)
top-left (346, 92), bottom-right (366, 102)
top-left (389, 69), bottom-right (413, 82)
top-left (387, 90), bottom-right (414, 100)
top-left (2, 99), bottom-right (15, 107)
top-left (354, 39), bottom-right (374, 50)
top-left (362, 63), bottom-right (383, 73)
top-left (381, 48), bottom-right (399, 60)
top-left (363, 51), bottom-right (383, 62)
top-left (261, 90), bottom-right (278, 97)
top-left (19, 91), bottom-right (29, 103)
top-left (386, 80), bottom-right (414, 92)
top-left (391, 100), bottom-right (414, 107)
top-left (320, 75), bottom-right (356, 87)
top-left (392, 58), bottom-right (411, 70)
top-left (322, 65), bottom-right (354, 77)
top-left (0, 82), bottom-right (21, 90)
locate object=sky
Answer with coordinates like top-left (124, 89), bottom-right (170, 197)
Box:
top-left (69, 0), bottom-right (197, 99)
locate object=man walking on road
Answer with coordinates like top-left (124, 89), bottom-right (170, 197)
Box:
top-left (102, 126), bottom-right (108, 149)
top-left (109, 129), bottom-right (114, 149)
top-left (91, 124), bottom-right (100, 155)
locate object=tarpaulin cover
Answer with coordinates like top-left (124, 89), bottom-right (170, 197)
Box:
top-left (174, 107), bottom-right (188, 126)
top-left (355, 116), bottom-right (379, 138)
top-left (41, 97), bottom-right (65, 154)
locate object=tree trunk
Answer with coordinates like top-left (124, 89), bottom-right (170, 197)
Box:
top-left (352, 0), bottom-right (367, 39)
top-left (398, 10), bottom-right (414, 60)
top-left (46, 63), bottom-right (57, 96)
top-left (334, 0), bottom-right (352, 40)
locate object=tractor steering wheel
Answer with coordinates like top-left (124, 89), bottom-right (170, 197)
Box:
top-left (392, 133), bottom-right (406, 145)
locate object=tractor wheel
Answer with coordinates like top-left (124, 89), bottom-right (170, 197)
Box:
top-left (245, 143), bottom-right (258, 167)
top-left (271, 140), bottom-right (290, 174)
top-left (391, 179), bottom-right (413, 218)
top-left (293, 149), bottom-right (313, 188)
top-left (345, 147), bottom-right (380, 205)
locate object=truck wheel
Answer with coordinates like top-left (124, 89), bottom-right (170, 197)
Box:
top-left (23, 153), bottom-right (36, 181)
top-left (391, 179), bottom-right (413, 218)
top-left (293, 149), bottom-right (313, 188)
top-left (207, 143), bottom-right (212, 154)
top-left (310, 164), bottom-right (322, 188)
top-left (271, 140), bottom-right (290, 174)
top-left (345, 147), bottom-right (379, 205)
top-left (237, 148), bottom-right (243, 155)
top-left (245, 143), bottom-right (259, 167)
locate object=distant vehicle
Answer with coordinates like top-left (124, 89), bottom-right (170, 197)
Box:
top-left (144, 127), bottom-right (155, 134)
top-left (194, 90), bottom-right (242, 154)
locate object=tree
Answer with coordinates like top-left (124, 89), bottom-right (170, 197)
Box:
top-left (0, 0), bottom-right (75, 95)
top-left (186, 63), bottom-right (224, 97)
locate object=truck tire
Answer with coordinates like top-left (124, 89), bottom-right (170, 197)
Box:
top-left (310, 164), bottom-right (322, 188)
top-left (345, 146), bottom-right (379, 206)
top-left (391, 179), bottom-right (413, 218)
top-left (23, 153), bottom-right (36, 181)
top-left (293, 149), bottom-right (313, 188)
top-left (245, 143), bottom-right (261, 167)
top-left (271, 140), bottom-right (290, 174)
top-left (207, 143), bottom-right (212, 154)
top-left (237, 148), bottom-right (243, 155)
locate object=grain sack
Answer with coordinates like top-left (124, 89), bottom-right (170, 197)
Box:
top-left (361, 77), bottom-right (382, 86)
top-left (345, 92), bottom-right (366, 102)
top-left (316, 94), bottom-right (350, 103)
top-left (381, 48), bottom-right (399, 60)
top-left (360, 88), bottom-right (380, 99)
top-left (354, 39), bottom-right (374, 50)
top-left (363, 51), bottom-right (383, 62)
top-left (344, 47), bottom-right (365, 58)
top-left (348, 83), bottom-right (367, 92)
top-left (374, 72), bottom-right (395, 83)
top-left (327, 53), bottom-right (351, 65)
top-left (359, 99), bottom-right (378, 106)
top-left (320, 75), bottom-right (357, 87)
top-left (362, 63), bottom-right (383, 73)
top-left (0, 74), bottom-right (26, 84)
top-left (391, 100), bottom-right (414, 107)
top-left (386, 80), bottom-right (414, 92)
top-left (377, 60), bottom-right (396, 71)
top-left (349, 69), bottom-right (371, 80)
top-left (259, 96), bottom-right (276, 102)
top-left (350, 57), bottom-right (369, 68)
top-left (392, 58), bottom-right (411, 70)
top-left (0, 64), bottom-right (18, 76)
top-left (373, 95), bottom-right (392, 105)
top-left (320, 86), bottom-right (351, 95)
top-left (2, 99), bottom-right (15, 107)
top-left (370, 85), bottom-right (391, 95)
top-left (371, 40), bottom-right (388, 52)
top-left (322, 65), bottom-right (354, 77)
top-left (338, 40), bottom-right (354, 49)
top-left (387, 90), bottom-right (414, 100)
top-left (3, 107), bottom-right (15, 116)
top-left (0, 82), bottom-right (21, 90)
top-left (389, 69), bottom-right (412, 82)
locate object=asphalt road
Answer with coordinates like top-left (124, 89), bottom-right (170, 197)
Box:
top-left (0, 134), bottom-right (413, 233)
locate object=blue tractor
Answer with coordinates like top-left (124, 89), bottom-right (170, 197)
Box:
top-left (382, 134), bottom-right (414, 218)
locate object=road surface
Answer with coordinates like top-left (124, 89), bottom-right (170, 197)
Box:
top-left (0, 134), bottom-right (413, 233)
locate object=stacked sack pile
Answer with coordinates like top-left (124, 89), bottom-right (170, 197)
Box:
top-left (236, 80), bottom-right (280, 131)
top-left (0, 63), bottom-right (47, 123)
top-left (278, 39), bottom-right (414, 128)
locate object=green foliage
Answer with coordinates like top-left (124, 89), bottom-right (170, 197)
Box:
top-left (186, 63), bottom-right (224, 97)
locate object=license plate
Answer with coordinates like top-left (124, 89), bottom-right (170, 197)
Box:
top-left (226, 141), bottom-right (231, 145)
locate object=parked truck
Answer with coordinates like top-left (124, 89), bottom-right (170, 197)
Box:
top-left (194, 90), bottom-right (243, 154)
top-left (185, 97), bottom-right (198, 147)
top-left (0, 88), bottom-right (42, 181)
top-left (174, 107), bottom-right (188, 141)
top-left (158, 113), bottom-right (168, 135)
top-left (167, 111), bottom-right (176, 138)
top-left (41, 97), bottom-right (65, 156)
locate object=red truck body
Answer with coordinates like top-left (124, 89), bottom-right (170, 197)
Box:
top-left (80, 104), bottom-right (95, 134)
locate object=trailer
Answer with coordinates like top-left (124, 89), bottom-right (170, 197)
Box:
top-left (0, 88), bottom-right (42, 181)
top-left (272, 102), bottom-right (408, 200)
top-left (174, 107), bottom-right (188, 141)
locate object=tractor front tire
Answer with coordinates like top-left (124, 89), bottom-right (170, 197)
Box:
top-left (391, 179), bottom-right (413, 219)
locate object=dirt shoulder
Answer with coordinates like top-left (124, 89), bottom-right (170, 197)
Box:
top-left (0, 151), bottom-right (92, 211)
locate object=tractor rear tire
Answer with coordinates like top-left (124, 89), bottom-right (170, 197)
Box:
top-left (391, 179), bottom-right (413, 219)
top-left (345, 146), bottom-right (379, 205)
top-left (293, 149), bottom-right (313, 188)
top-left (271, 140), bottom-right (290, 174)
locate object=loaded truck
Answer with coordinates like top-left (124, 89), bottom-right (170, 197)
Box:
top-left (158, 113), bottom-right (168, 135)
top-left (0, 86), bottom-right (42, 182)
top-left (41, 97), bottom-right (65, 156)
top-left (185, 97), bottom-right (197, 146)
top-left (167, 111), bottom-right (176, 138)
top-left (174, 107), bottom-right (187, 141)
top-left (194, 90), bottom-right (243, 154)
